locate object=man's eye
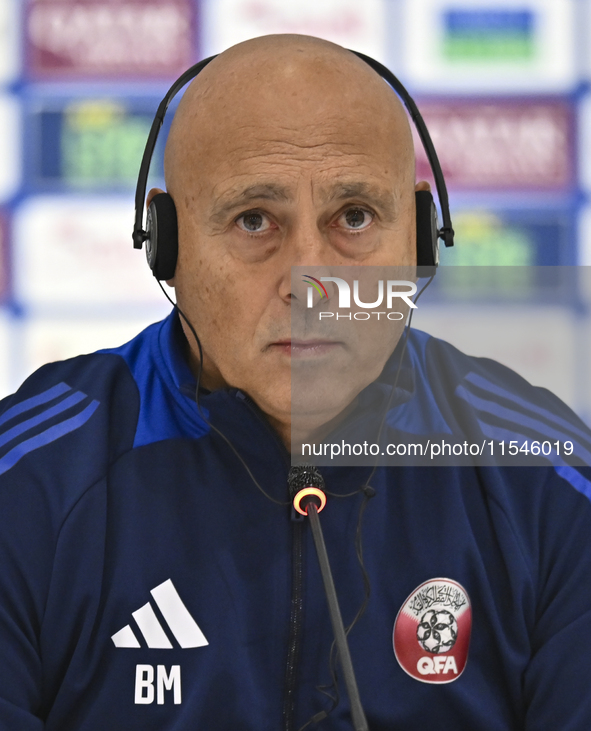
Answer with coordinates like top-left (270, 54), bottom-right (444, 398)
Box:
top-left (236, 211), bottom-right (272, 233)
top-left (337, 208), bottom-right (374, 231)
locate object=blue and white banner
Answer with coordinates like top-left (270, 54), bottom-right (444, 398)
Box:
top-left (0, 94), bottom-right (21, 203)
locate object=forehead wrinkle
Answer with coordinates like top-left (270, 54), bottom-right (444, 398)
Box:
top-left (210, 182), bottom-right (291, 223)
top-left (214, 134), bottom-right (381, 159)
top-left (319, 181), bottom-right (397, 209)
top-left (235, 118), bottom-right (397, 150)
top-left (210, 139), bottom-right (392, 174)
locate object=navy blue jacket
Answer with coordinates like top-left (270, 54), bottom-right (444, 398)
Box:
top-left (1, 310), bottom-right (591, 730)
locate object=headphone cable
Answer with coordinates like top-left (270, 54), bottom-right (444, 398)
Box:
top-left (157, 281), bottom-right (289, 507)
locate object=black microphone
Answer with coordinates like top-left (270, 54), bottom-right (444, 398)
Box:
top-left (287, 465), bottom-right (369, 731)
top-left (288, 463), bottom-right (327, 515)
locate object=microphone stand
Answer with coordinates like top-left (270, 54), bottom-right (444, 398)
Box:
top-left (289, 467), bottom-right (369, 731)
top-left (306, 503), bottom-right (369, 731)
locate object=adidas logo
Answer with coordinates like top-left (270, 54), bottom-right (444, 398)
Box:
top-left (111, 579), bottom-right (208, 649)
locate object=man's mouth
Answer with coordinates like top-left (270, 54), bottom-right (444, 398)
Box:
top-left (269, 339), bottom-right (343, 357)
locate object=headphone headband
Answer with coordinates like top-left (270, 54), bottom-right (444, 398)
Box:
top-left (132, 49), bottom-right (454, 261)
top-left (349, 51), bottom-right (454, 249)
top-left (132, 55), bottom-right (217, 249)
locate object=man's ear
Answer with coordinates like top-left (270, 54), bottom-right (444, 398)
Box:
top-left (415, 180), bottom-right (431, 193)
top-left (146, 187), bottom-right (165, 208)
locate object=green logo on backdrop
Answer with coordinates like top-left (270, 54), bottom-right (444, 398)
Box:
top-left (62, 101), bottom-right (152, 186)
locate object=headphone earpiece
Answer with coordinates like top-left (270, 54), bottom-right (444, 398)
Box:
top-left (415, 189), bottom-right (439, 269)
top-left (144, 189), bottom-right (438, 278)
top-left (145, 192), bottom-right (178, 280)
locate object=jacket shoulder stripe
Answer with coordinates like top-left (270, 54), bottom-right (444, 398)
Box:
top-left (478, 420), bottom-right (591, 477)
top-left (0, 400), bottom-right (100, 477)
top-left (0, 391), bottom-right (86, 450)
top-left (0, 382), bottom-right (72, 428)
top-left (463, 372), bottom-right (591, 445)
top-left (476, 422), bottom-right (591, 502)
top-left (554, 465), bottom-right (591, 501)
top-left (456, 386), bottom-right (591, 463)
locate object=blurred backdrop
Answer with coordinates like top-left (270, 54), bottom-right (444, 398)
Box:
top-left (0, 0), bottom-right (590, 422)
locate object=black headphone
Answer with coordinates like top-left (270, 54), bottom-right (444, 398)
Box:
top-left (132, 51), bottom-right (454, 280)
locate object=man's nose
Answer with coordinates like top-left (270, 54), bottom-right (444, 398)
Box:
top-left (277, 219), bottom-right (338, 303)
top-left (284, 215), bottom-right (335, 267)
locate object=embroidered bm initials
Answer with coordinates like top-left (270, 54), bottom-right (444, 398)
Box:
top-left (134, 664), bottom-right (181, 705)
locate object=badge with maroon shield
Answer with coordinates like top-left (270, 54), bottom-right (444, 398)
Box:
top-left (393, 578), bottom-right (471, 684)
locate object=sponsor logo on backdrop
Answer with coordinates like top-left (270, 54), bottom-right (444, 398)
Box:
top-left (443, 9), bottom-right (535, 63)
top-left (26, 0), bottom-right (194, 78)
top-left (402, 0), bottom-right (576, 93)
top-left (36, 101), bottom-right (154, 188)
top-left (14, 197), bottom-right (169, 306)
top-left (414, 100), bottom-right (573, 191)
top-left (204, 0), bottom-right (386, 61)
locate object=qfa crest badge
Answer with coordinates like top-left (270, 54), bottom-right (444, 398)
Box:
top-left (393, 578), bottom-right (471, 684)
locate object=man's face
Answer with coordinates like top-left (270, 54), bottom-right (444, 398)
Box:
top-left (165, 44), bottom-right (417, 437)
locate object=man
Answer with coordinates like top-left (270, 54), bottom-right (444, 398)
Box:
top-left (1, 34), bottom-right (591, 730)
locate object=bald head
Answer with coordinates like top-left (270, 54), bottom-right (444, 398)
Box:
top-left (164, 34), bottom-right (415, 203)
